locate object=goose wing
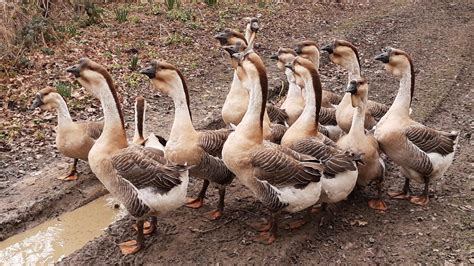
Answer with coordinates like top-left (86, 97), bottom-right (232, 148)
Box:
top-left (323, 90), bottom-right (342, 105)
top-left (405, 126), bottom-right (458, 155)
top-left (266, 104), bottom-right (289, 124)
top-left (191, 153), bottom-right (235, 186)
top-left (199, 128), bottom-right (232, 157)
top-left (270, 123), bottom-right (287, 143)
top-left (112, 145), bottom-right (185, 193)
top-left (319, 107), bottom-right (337, 125)
top-left (290, 138), bottom-right (359, 177)
top-left (250, 146), bottom-right (323, 188)
top-left (367, 100), bottom-right (389, 120)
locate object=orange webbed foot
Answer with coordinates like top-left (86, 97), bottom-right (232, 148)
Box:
top-left (185, 197), bottom-right (204, 209)
top-left (254, 231), bottom-right (276, 245)
top-left (410, 195), bottom-right (429, 205)
top-left (57, 173), bottom-right (78, 181)
top-left (206, 210), bottom-right (223, 220)
top-left (368, 199), bottom-right (388, 211)
top-left (284, 219), bottom-right (307, 230)
top-left (118, 240), bottom-right (142, 255)
top-left (133, 221), bottom-right (155, 235)
top-left (388, 191), bottom-right (410, 200)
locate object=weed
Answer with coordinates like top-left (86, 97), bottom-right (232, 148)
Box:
top-left (167, 8), bottom-right (192, 22)
top-left (130, 55), bottom-right (139, 70)
top-left (40, 47), bottom-right (54, 55)
top-left (84, 2), bottom-right (104, 26)
top-left (34, 130), bottom-right (45, 141)
top-left (130, 15), bottom-right (141, 24)
top-left (114, 6), bottom-right (129, 23)
top-left (204, 0), bottom-right (218, 7)
top-left (165, 0), bottom-right (179, 10)
top-left (55, 81), bottom-right (74, 98)
top-left (16, 16), bottom-right (56, 49)
top-left (126, 72), bottom-right (143, 89)
top-left (165, 33), bottom-right (192, 46)
top-left (258, 0), bottom-right (266, 8)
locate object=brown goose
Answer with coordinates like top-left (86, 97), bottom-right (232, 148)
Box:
top-left (293, 40), bottom-right (342, 107)
top-left (31, 87), bottom-right (103, 181)
top-left (282, 57), bottom-right (360, 208)
top-left (374, 48), bottom-right (458, 205)
top-left (66, 58), bottom-right (189, 255)
top-left (321, 39), bottom-right (390, 133)
top-left (140, 61), bottom-right (235, 220)
top-left (336, 78), bottom-right (387, 211)
top-left (222, 46), bottom-right (323, 244)
top-left (215, 28), bottom-right (286, 143)
top-left (293, 41), bottom-right (342, 140)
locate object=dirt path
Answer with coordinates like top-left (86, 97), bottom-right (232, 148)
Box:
top-left (54, 1), bottom-right (473, 264)
top-left (0, 0), bottom-right (474, 264)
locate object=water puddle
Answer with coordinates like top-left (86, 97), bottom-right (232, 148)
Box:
top-left (0, 195), bottom-right (126, 264)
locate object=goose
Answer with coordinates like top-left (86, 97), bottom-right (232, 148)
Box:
top-left (269, 47), bottom-right (338, 141)
top-left (30, 87), bottom-right (103, 181)
top-left (140, 60), bottom-right (235, 220)
top-left (293, 41), bottom-right (342, 140)
top-left (66, 58), bottom-right (189, 255)
top-left (132, 96), bottom-right (166, 151)
top-left (293, 40), bottom-right (342, 107)
top-left (321, 39), bottom-right (390, 133)
top-left (336, 78), bottom-right (387, 211)
top-left (215, 30), bottom-right (286, 143)
top-left (221, 46), bottom-right (323, 244)
top-left (282, 57), bottom-right (360, 210)
top-left (374, 48), bottom-right (458, 205)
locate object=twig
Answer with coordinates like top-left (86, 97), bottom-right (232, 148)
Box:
top-left (218, 232), bottom-right (245, 243)
top-left (188, 218), bottom-right (234, 234)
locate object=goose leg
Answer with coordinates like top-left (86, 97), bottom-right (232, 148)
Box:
top-left (58, 158), bottom-right (79, 181)
top-left (368, 177), bottom-right (388, 211)
top-left (186, 180), bottom-right (209, 209)
top-left (133, 216), bottom-right (157, 235)
top-left (318, 202), bottom-right (334, 227)
top-left (410, 180), bottom-right (430, 205)
top-left (388, 177), bottom-right (411, 199)
top-left (206, 187), bottom-right (225, 220)
top-left (119, 220), bottom-right (144, 255)
top-left (255, 212), bottom-right (278, 245)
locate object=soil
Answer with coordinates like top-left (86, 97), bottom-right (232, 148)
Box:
top-left (1, 0), bottom-right (472, 264)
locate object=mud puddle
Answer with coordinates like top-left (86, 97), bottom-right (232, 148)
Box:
top-left (0, 195), bottom-right (125, 264)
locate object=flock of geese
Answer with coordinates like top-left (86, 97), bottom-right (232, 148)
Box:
top-left (31, 18), bottom-right (458, 255)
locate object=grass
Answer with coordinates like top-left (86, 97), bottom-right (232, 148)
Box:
top-left (114, 6), bottom-right (129, 23)
top-left (130, 55), bottom-right (139, 70)
top-left (165, 33), bottom-right (192, 46)
top-left (167, 8), bottom-right (193, 22)
top-left (55, 81), bottom-right (74, 98)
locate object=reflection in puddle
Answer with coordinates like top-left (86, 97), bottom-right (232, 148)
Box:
top-left (0, 195), bottom-right (126, 264)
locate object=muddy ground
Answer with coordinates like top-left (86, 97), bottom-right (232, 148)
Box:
top-left (0, 0), bottom-right (472, 264)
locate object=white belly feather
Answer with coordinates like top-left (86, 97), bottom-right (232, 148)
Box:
top-left (273, 182), bottom-right (322, 213)
top-left (320, 170), bottom-right (358, 203)
top-left (138, 171), bottom-right (189, 215)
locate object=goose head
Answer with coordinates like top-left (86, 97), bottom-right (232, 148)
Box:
top-left (374, 47), bottom-right (413, 79)
top-left (346, 77), bottom-right (368, 108)
top-left (66, 58), bottom-right (113, 100)
top-left (293, 41), bottom-right (320, 68)
top-left (30, 87), bottom-right (61, 110)
top-left (244, 17), bottom-right (259, 34)
top-left (214, 28), bottom-right (248, 47)
top-left (140, 60), bottom-right (190, 104)
top-left (321, 39), bottom-right (360, 70)
top-left (285, 57), bottom-right (317, 89)
top-left (222, 41), bottom-right (245, 69)
top-left (270, 47), bottom-right (297, 70)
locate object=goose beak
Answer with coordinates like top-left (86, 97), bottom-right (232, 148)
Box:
top-left (139, 65), bottom-right (156, 79)
top-left (294, 46), bottom-right (302, 55)
top-left (250, 21), bottom-right (259, 32)
top-left (214, 32), bottom-right (227, 45)
top-left (321, 43), bottom-right (334, 54)
top-left (270, 53), bottom-right (278, 60)
top-left (374, 52), bottom-right (390, 63)
top-left (345, 81), bottom-right (358, 94)
top-left (30, 94), bottom-right (43, 110)
top-left (284, 62), bottom-right (294, 72)
top-left (66, 64), bottom-right (81, 78)
top-left (222, 45), bottom-right (238, 55)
